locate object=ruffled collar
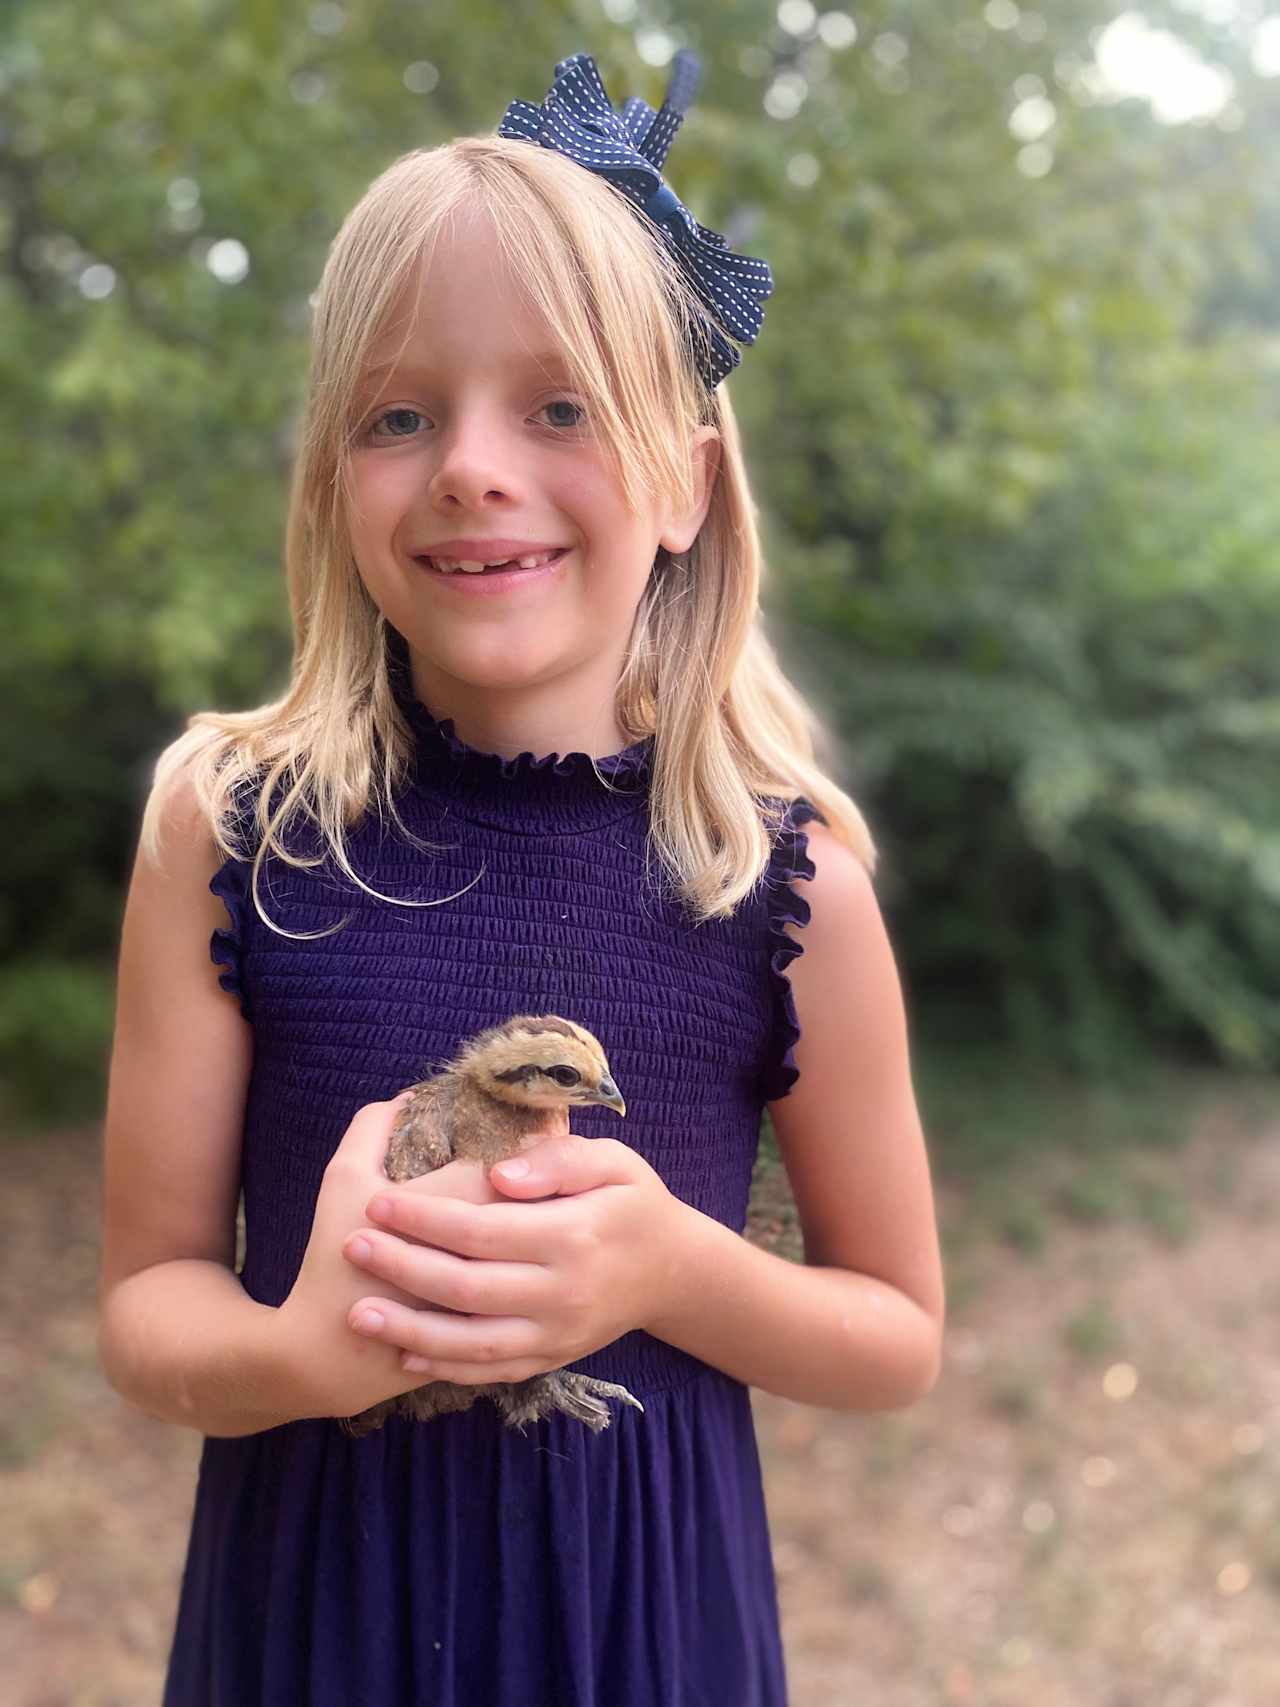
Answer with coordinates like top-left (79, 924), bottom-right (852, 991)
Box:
top-left (387, 635), bottom-right (653, 828)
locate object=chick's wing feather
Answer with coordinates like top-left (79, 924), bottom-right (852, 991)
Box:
top-left (384, 1074), bottom-right (457, 1182)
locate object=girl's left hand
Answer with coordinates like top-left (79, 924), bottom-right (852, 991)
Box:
top-left (340, 1136), bottom-right (693, 1384)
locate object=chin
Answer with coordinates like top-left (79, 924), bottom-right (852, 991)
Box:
top-left (408, 636), bottom-right (574, 694)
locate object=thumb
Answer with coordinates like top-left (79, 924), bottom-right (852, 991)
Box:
top-left (488, 1133), bottom-right (630, 1199)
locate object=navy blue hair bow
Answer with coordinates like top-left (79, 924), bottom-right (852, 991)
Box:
top-left (497, 51), bottom-right (773, 389)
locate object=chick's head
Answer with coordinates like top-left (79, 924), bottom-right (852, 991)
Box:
top-left (458, 1015), bottom-right (626, 1116)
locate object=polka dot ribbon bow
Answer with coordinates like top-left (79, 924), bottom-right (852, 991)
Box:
top-left (497, 50), bottom-right (773, 389)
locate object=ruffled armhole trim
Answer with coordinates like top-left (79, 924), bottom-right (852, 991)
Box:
top-left (210, 849), bottom-right (253, 1023)
top-left (761, 798), bottom-right (825, 1103)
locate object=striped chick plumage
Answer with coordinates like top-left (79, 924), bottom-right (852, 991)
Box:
top-left (343, 1015), bottom-right (643, 1436)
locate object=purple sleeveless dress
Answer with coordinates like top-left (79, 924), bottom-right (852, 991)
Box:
top-left (164, 640), bottom-right (817, 1707)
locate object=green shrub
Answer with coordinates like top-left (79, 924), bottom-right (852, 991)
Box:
top-left (780, 358), bottom-right (1280, 1071)
top-left (0, 959), bottom-right (115, 1128)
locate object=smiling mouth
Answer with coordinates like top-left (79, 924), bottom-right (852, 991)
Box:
top-left (417, 548), bottom-right (570, 576)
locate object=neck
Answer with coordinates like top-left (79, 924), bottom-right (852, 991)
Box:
top-left (408, 653), bottom-right (633, 761)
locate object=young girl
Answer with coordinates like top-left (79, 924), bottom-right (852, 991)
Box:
top-left (99, 51), bottom-right (944, 1707)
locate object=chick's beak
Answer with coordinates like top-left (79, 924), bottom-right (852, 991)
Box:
top-left (594, 1075), bottom-right (626, 1117)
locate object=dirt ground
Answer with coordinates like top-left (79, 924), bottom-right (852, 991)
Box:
top-left (3, 1086), bottom-right (1278, 1706)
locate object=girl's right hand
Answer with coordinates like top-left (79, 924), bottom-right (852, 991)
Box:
top-left (272, 1093), bottom-right (498, 1423)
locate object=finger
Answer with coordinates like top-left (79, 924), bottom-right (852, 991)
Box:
top-left (390, 1155), bottom-right (504, 1207)
top-left (398, 1356), bottom-right (551, 1387)
top-left (342, 1231), bottom-right (550, 1314)
top-left (364, 1191), bottom-right (568, 1262)
top-left (347, 1296), bottom-right (542, 1373)
top-left (488, 1134), bottom-right (635, 1198)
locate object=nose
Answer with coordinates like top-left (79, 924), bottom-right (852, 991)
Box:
top-left (426, 406), bottom-right (522, 511)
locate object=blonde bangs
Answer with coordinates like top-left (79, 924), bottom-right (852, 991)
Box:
top-left (143, 134), bottom-right (873, 935)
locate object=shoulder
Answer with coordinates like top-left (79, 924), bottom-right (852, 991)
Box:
top-left (770, 812), bottom-right (912, 1104)
top-left (128, 756), bottom-right (244, 997)
top-left (139, 745), bottom-right (222, 879)
top-left (786, 818), bottom-right (887, 980)
top-left (798, 818), bottom-right (875, 909)
top-left (140, 729), bottom-right (264, 877)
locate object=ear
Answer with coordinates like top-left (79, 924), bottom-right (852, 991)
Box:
top-left (658, 426), bottom-right (722, 556)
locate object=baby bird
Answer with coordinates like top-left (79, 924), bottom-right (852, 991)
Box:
top-left (343, 1015), bottom-right (645, 1437)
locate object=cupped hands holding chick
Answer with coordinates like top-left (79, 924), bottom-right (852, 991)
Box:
top-left (336, 1015), bottom-right (695, 1434)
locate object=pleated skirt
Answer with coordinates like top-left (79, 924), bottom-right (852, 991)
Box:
top-left (163, 1366), bottom-right (788, 1707)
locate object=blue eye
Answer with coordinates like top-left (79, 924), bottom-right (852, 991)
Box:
top-left (540, 399), bottom-right (587, 431)
top-left (363, 398), bottom-right (586, 442)
top-left (370, 407), bottom-right (423, 439)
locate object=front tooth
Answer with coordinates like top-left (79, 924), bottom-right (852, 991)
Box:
top-left (431, 550), bottom-right (561, 572)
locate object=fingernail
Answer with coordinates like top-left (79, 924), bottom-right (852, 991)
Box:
top-left (367, 1196), bottom-right (393, 1223)
top-left (495, 1158), bottom-right (530, 1180)
top-left (402, 1355), bottom-right (432, 1373)
top-left (347, 1236), bottom-right (373, 1262)
top-left (354, 1309), bottom-right (384, 1334)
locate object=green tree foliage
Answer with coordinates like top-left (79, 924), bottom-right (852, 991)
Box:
top-left (734, 0), bottom-right (1280, 1069)
top-left (782, 350), bottom-right (1280, 1068)
top-left (2, 0), bottom-right (1278, 1118)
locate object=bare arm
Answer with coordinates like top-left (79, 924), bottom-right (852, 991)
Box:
top-left (649, 823), bottom-right (945, 1410)
top-left (97, 770), bottom-right (421, 1437)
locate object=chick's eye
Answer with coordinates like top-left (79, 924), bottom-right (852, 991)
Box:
top-left (547, 1065), bottom-right (581, 1088)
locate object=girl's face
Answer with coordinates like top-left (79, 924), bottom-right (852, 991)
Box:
top-left (345, 205), bottom-right (719, 748)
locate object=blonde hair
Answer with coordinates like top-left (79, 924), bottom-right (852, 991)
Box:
top-left (143, 135), bottom-right (875, 928)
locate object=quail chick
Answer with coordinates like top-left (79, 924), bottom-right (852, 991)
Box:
top-left (343, 1015), bottom-right (644, 1437)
